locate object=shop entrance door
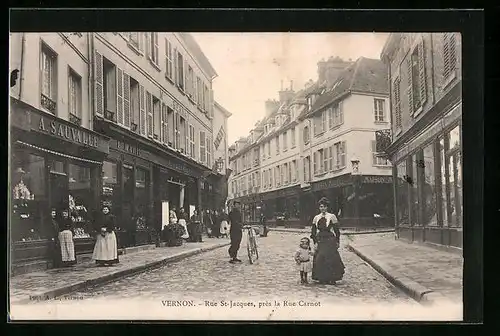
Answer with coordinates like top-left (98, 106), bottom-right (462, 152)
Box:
top-left (50, 172), bottom-right (69, 214)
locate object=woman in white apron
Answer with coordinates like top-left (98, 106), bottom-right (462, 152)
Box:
top-left (92, 206), bottom-right (119, 266)
top-left (219, 209), bottom-right (230, 238)
top-left (177, 207), bottom-right (190, 240)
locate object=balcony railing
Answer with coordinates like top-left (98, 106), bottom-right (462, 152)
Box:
top-left (69, 113), bottom-right (82, 126)
top-left (41, 94), bottom-right (56, 113)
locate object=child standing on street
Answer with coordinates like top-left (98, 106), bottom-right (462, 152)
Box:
top-left (294, 237), bottom-right (314, 284)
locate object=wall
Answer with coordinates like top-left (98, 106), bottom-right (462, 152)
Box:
top-left (212, 104), bottom-right (230, 172)
top-left (94, 33), bottom-right (215, 169)
top-left (389, 33), bottom-right (462, 141)
top-left (12, 33), bottom-right (91, 129)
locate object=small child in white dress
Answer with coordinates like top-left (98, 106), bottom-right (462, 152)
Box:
top-left (294, 237), bottom-right (314, 284)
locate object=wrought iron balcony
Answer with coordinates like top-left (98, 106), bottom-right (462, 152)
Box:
top-left (41, 94), bottom-right (56, 113)
top-left (69, 114), bottom-right (81, 126)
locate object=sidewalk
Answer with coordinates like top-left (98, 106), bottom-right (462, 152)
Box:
top-left (269, 227), bottom-right (395, 235)
top-left (347, 233), bottom-right (463, 305)
top-left (9, 239), bottom-right (230, 305)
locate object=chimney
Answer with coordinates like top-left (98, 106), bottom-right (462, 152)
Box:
top-left (317, 56), bottom-right (353, 86)
top-left (265, 99), bottom-right (280, 117)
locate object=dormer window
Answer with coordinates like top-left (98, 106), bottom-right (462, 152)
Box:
top-left (307, 96), bottom-right (313, 110)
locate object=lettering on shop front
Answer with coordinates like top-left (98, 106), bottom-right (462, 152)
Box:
top-left (362, 176), bottom-right (393, 184)
top-left (115, 140), bottom-right (141, 156)
top-left (312, 176), bottom-right (351, 192)
top-left (37, 116), bottom-right (99, 148)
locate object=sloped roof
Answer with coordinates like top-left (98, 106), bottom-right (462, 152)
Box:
top-left (304, 57), bottom-right (388, 118)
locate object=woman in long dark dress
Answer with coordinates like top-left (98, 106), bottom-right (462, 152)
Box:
top-left (313, 218), bottom-right (345, 284)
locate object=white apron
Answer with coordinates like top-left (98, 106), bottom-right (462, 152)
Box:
top-left (92, 231), bottom-right (118, 261)
top-left (178, 219), bottom-right (189, 239)
top-left (220, 220), bottom-right (229, 235)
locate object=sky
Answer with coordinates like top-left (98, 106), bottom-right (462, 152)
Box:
top-left (192, 33), bottom-right (390, 144)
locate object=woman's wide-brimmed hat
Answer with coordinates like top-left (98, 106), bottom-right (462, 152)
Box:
top-left (318, 197), bottom-right (330, 207)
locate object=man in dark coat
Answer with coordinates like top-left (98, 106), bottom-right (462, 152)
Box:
top-left (228, 201), bottom-right (243, 263)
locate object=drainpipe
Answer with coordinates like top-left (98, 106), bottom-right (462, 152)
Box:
top-left (87, 33), bottom-right (93, 129)
top-left (18, 33), bottom-right (26, 100)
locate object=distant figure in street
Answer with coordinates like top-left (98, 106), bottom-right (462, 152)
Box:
top-left (294, 237), bottom-right (314, 284)
top-left (169, 207), bottom-right (178, 224)
top-left (259, 213), bottom-right (269, 237)
top-left (178, 207), bottom-right (190, 241)
top-left (92, 206), bottom-right (119, 266)
top-left (212, 210), bottom-right (221, 238)
top-left (189, 209), bottom-right (203, 242)
top-left (219, 209), bottom-right (230, 238)
top-left (311, 197), bottom-right (340, 281)
top-left (58, 209), bottom-right (76, 267)
top-left (204, 209), bottom-right (214, 238)
top-left (313, 217), bottom-right (345, 285)
top-left (228, 201), bottom-right (243, 263)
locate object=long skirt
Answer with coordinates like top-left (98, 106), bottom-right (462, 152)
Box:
top-left (312, 248), bottom-right (345, 283)
top-left (178, 219), bottom-right (190, 239)
top-left (58, 230), bottom-right (76, 265)
top-left (220, 220), bottom-right (229, 235)
top-left (93, 232), bottom-right (119, 264)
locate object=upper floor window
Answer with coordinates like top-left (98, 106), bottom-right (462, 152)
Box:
top-left (68, 68), bottom-right (82, 125)
top-left (147, 33), bottom-right (159, 67)
top-left (303, 125), bottom-right (310, 144)
top-left (189, 125), bottom-right (196, 159)
top-left (207, 136), bottom-right (212, 168)
top-left (374, 99), bottom-right (386, 122)
top-left (199, 131), bottom-right (206, 163)
top-left (165, 38), bottom-right (174, 81)
top-left (253, 148), bottom-right (259, 166)
top-left (196, 77), bottom-right (202, 105)
top-left (303, 156), bottom-right (311, 182)
top-left (40, 43), bottom-right (57, 113)
top-left (128, 33), bottom-right (144, 53)
top-left (177, 52), bottom-right (184, 90)
top-left (267, 141), bottom-right (271, 157)
top-left (129, 77), bottom-right (140, 132)
top-left (332, 141), bottom-right (347, 170)
top-left (443, 33), bottom-right (458, 84)
top-left (283, 131), bottom-right (288, 151)
top-left (313, 112), bottom-right (326, 136)
top-left (307, 96), bottom-right (313, 110)
top-left (103, 58), bottom-right (117, 121)
top-left (291, 127), bottom-right (296, 147)
top-left (372, 140), bottom-right (391, 166)
top-left (276, 136), bottom-right (280, 155)
top-left (187, 66), bottom-right (194, 99)
top-left (153, 96), bottom-right (161, 141)
top-left (407, 36), bottom-right (427, 115)
top-left (328, 101), bottom-right (344, 129)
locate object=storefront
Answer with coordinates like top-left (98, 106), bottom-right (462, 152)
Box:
top-left (10, 98), bottom-right (110, 274)
top-left (392, 103), bottom-right (462, 248)
top-left (258, 185), bottom-right (302, 226)
top-left (94, 119), bottom-right (205, 248)
top-left (307, 173), bottom-right (393, 228)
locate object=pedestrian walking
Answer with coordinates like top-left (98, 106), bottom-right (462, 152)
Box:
top-left (204, 209), bottom-right (214, 238)
top-left (259, 213), bottom-right (269, 237)
top-left (310, 197), bottom-right (341, 281)
top-left (219, 209), bottom-right (230, 238)
top-left (312, 218), bottom-right (345, 285)
top-left (294, 237), bottom-right (314, 284)
top-left (92, 206), bottom-right (119, 266)
top-left (212, 210), bottom-right (221, 238)
top-left (177, 207), bottom-right (190, 241)
top-left (58, 209), bottom-right (76, 267)
top-left (228, 201), bottom-right (243, 263)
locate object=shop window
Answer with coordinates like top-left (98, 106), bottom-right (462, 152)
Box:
top-left (40, 42), bottom-right (57, 114)
top-left (11, 152), bottom-right (47, 242)
top-left (447, 125), bottom-right (462, 227)
top-left (69, 164), bottom-right (92, 238)
top-left (68, 68), bottom-right (82, 126)
top-left (135, 168), bottom-right (150, 230)
top-left (396, 160), bottom-right (410, 226)
top-left (421, 144), bottom-right (438, 226)
top-left (410, 153), bottom-right (421, 226)
top-left (102, 161), bottom-right (119, 214)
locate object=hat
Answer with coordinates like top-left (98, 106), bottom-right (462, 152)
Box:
top-left (318, 197), bottom-right (330, 207)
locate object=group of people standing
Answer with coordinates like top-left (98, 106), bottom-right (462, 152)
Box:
top-left (294, 197), bottom-right (345, 285)
top-left (166, 207), bottom-right (231, 242)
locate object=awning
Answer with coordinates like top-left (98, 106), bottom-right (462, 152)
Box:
top-left (16, 141), bottom-right (103, 165)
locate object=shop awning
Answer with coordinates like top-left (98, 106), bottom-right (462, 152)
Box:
top-left (16, 141), bottom-right (103, 165)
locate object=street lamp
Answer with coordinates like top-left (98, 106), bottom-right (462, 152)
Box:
top-left (350, 155), bottom-right (361, 228)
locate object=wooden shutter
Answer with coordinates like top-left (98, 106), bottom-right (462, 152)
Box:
top-left (94, 50), bottom-right (104, 118)
top-left (173, 48), bottom-right (178, 85)
top-left (161, 103), bottom-right (167, 143)
top-left (394, 78), bottom-right (402, 129)
top-left (146, 91), bottom-right (153, 137)
top-left (139, 85), bottom-right (146, 135)
top-left (406, 57), bottom-right (414, 115)
top-left (154, 33), bottom-right (159, 64)
top-left (138, 33), bottom-right (144, 53)
top-left (145, 33), bottom-right (151, 59)
top-left (116, 68), bottom-right (124, 125)
top-left (341, 141), bottom-right (347, 167)
top-left (185, 120), bottom-right (189, 155)
top-left (417, 37), bottom-right (427, 107)
top-left (184, 59), bottom-right (189, 94)
top-left (313, 152), bottom-right (317, 175)
top-left (123, 73), bottom-right (130, 128)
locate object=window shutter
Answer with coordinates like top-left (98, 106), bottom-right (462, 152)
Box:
top-left (161, 102), bottom-right (167, 143)
top-left (394, 78), bottom-right (402, 129)
top-left (406, 57), bottom-right (414, 115)
top-left (116, 68), bottom-right (124, 125)
top-left (184, 59), bottom-right (189, 94)
top-left (138, 33), bottom-right (144, 53)
top-left (173, 48), bottom-right (178, 84)
top-left (372, 140), bottom-right (377, 165)
top-left (418, 37), bottom-right (427, 106)
top-left (313, 152), bottom-right (317, 175)
top-left (341, 141), bottom-right (347, 167)
top-left (123, 73), bottom-right (131, 128)
top-left (94, 50), bottom-right (104, 118)
top-left (185, 121), bottom-right (189, 155)
top-left (139, 85), bottom-right (146, 135)
top-left (146, 92), bottom-right (153, 137)
top-left (154, 33), bottom-right (159, 63)
top-left (443, 33), bottom-right (457, 81)
top-left (145, 33), bottom-right (151, 59)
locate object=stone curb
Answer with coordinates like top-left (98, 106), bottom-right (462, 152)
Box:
top-left (347, 243), bottom-right (448, 306)
top-left (11, 242), bottom-right (230, 305)
top-left (269, 228), bottom-right (395, 236)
